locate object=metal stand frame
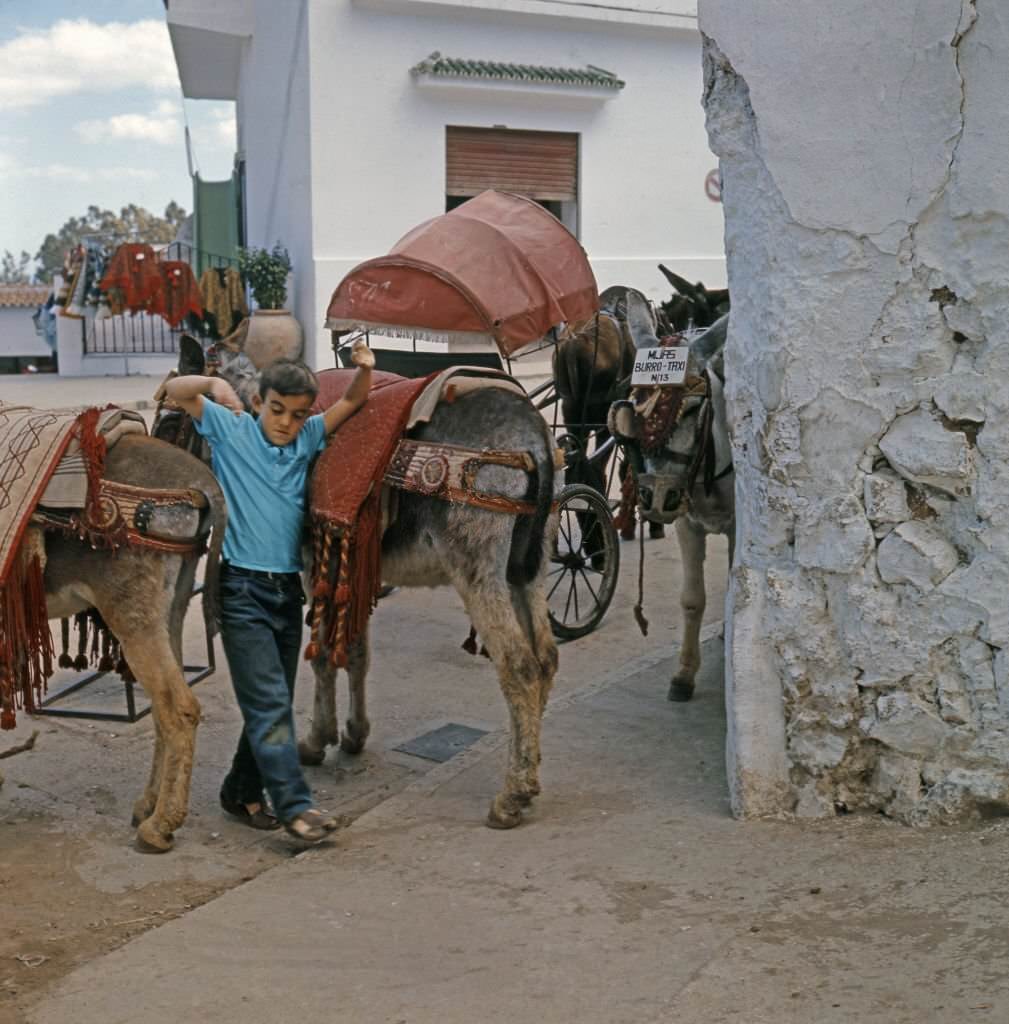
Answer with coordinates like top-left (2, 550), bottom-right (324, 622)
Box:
top-left (35, 587), bottom-right (216, 724)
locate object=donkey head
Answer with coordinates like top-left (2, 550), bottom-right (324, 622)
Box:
top-left (608, 294), bottom-right (729, 522)
top-left (152, 334), bottom-right (263, 461)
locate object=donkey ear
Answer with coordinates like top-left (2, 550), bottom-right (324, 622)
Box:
top-left (625, 292), bottom-right (660, 350)
top-left (690, 314), bottom-right (729, 365)
top-left (178, 334), bottom-right (206, 376)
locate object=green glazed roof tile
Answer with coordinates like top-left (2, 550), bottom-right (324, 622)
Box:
top-left (411, 52), bottom-right (624, 89)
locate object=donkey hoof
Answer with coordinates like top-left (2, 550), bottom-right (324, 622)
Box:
top-left (298, 741), bottom-right (327, 766)
top-left (135, 819), bottom-right (174, 853)
top-left (131, 797), bottom-right (155, 827)
top-left (340, 720), bottom-right (370, 756)
top-left (668, 678), bottom-right (695, 702)
top-left (486, 796), bottom-right (523, 829)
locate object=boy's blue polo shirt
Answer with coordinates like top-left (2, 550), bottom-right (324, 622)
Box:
top-left (195, 398), bottom-right (326, 572)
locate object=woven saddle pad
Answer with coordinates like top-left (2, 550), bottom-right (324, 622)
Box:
top-left (309, 370), bottom-right (432, 529)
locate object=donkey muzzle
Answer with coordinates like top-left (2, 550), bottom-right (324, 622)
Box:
top-left (635, 473), bottom-right (684, 523)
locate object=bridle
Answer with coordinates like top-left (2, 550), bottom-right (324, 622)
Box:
top-left (630, 366), bottom-right (732, 502)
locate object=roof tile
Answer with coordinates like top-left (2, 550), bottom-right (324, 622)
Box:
top-left (411, 52), bottom-right (624, 90)
top-left (0, 285), bottom-right (50, 308)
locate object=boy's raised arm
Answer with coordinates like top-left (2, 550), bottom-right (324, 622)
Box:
top-left (165, 374), bottom-right (244, 420)
top-left (323, 339), bottom-right (375, 435)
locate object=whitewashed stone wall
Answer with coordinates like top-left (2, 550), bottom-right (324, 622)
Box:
top-left (701, 0), bottom-right (1009, 822)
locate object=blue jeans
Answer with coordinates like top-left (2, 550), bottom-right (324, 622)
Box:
top-left (218, 566), bottom-right (313, 822)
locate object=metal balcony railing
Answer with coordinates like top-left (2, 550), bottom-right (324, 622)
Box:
top-left (82, 243), bottom-right (242, 356)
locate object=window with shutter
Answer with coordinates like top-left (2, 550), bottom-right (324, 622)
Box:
top-left (446, 126), bottom-right (579, 234)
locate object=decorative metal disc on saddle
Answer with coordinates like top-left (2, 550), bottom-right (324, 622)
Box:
top-left (418, 453), bottom-right (450, 492)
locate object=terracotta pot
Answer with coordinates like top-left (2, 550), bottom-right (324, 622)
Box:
top-left (244, 309), bottom-right (304, 369)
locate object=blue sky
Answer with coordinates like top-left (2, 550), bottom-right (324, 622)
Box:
top-left (0, 0), bottom-right (235, 269)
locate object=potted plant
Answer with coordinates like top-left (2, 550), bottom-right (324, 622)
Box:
top-left (236, 242), bottom-right (303, 367)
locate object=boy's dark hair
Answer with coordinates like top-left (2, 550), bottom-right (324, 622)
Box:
top-left (259, 359), bottom-right (319, 401)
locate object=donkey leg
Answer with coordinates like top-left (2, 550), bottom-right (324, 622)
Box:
top-left (131, 722), bottom-right (164, 827)
top-left (132, 593), bottom-right (188, 826)
top-left (299, 654), bottom-right (339, 765)
top-left (462, 581), bottom-right (549, 829)
top-left (525, 585), bottom-right (559, 718)
top-left (341, 633), bottom-right (371, 755)
top-left (114, 628), bottom-right (201, 851)
top-left (510, 583), bottom-right (558, 801)
top-left (670, 517), bottom-right (707, 702)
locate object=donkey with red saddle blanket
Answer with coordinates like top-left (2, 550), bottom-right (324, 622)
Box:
top-left (163, 338), bottom-right (559, 829)
top-left (0, 401), bottom-right (226, 851)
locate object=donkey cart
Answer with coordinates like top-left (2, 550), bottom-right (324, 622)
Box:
top-left (327, 189), bottom-right (621, 641)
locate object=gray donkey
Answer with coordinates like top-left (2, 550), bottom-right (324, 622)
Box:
top-left (608, 296), bottom-right (734, 701)
top-left (168, 339), bottom-right (560, 830)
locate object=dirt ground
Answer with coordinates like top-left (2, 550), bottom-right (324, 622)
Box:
top-left (0, 525), bottom-right (726, 1023)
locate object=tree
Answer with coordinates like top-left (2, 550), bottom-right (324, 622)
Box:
top-left (34, 202), bottom-right (188, 283)
top-left (0, 250), bottom-right (33, 285)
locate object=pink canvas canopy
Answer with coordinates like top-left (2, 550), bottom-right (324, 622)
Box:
top-left (325, 190), bottom-right (598, 356)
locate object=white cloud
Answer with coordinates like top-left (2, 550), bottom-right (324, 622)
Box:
top-left (96, 167), bottom-right (159, 182)
top-left (32, 163), bottom-right (92, 183)
top-left (10, 163), bottom-right (159, 184)
top-left (210, 104), bottom-right (237, 149)
top-left (0, 19), bottom-right (177, 111)
top-left (76, 99), bottom-right (182, 146)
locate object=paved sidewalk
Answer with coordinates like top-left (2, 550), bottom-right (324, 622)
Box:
top-left (0, 373), bottom-right (164, 412)
top-left (27, 632), bottom-right (1009, 1024)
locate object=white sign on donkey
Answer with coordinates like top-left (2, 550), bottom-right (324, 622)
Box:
top-left (631, 346), bottom-right (689, 386)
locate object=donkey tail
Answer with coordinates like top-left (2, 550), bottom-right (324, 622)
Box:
top-left (200, 477), bottom-right (228, 638)
top-left (507, 416), bottom-right (556, 586)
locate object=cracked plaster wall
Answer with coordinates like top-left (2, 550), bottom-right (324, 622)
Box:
top-left (700, 0), bottom-right (1009, 823)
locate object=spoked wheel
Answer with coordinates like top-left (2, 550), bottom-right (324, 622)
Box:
top-left (547, 483), bottom-right (619, 640)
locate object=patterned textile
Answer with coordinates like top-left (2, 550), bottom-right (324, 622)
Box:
top-left (62, 240), bottom-right (110, 318)
top-left (305, 370), bottom-right (433, 667)
top-left (99, 244), bottom-right (164, 315)
top-left (39, 409), bottom-right (146, 508)
top-left (0, 403), bottom-right (106, 727)
top-left (198, 267), bottom-right (247, 338)
top-left (0, 405), bottom-right (85, 582)
top-left (159, 260), bottom-right (204, 327)
top-left (60, 244), bottom-right (91, 319)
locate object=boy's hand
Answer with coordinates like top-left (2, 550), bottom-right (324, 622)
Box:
top-left (209, 377), bottom-right (244, 415)
top-left (349, 338), bottom-right (375, 370)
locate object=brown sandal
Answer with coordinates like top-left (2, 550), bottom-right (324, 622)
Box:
top-left (283, 809), bottom-right (339, 844)
top-left (221, 797), bottom-right (281, 831)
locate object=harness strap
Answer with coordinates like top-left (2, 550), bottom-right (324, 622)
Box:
top-left (384, 439), bottom-right (558, 516)
top-left (32, 479), bottom-right (209, 556)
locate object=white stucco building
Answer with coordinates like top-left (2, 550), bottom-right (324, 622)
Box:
top-left (0, 285), bottom-right (54, 374)
top-left (703, 0), bottom-right (1009, 824)
top-left (166, 0), bottom-right (724, 367)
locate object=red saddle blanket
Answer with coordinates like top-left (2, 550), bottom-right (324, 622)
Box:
top-left (306, 369), bottom-right (433, 666)
top-left (0, 404), bottom-right (110, 728)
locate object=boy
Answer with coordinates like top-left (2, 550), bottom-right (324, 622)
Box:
top-left (166, 340), bottom-right (374, 843)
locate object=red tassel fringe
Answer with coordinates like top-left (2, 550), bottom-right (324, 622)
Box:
top-left (313, 486), bottom-right (385, 669)
top-left (76, 407), bottom-right (106, 522)
top-left (0, 553), bottom-right (54, 729)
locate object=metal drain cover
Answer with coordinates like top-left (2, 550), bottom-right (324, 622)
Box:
top-left (393, 723), bottom-right (489, 763)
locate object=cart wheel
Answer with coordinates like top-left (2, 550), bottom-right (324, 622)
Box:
top-left (547, 484), bottom-right (619, 640)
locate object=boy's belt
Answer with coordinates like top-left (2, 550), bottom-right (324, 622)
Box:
top-left (222, 562), bottom-right (301, 582)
